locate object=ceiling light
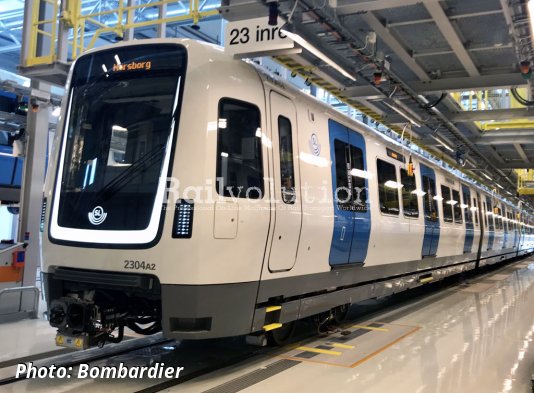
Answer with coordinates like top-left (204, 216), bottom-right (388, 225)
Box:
top-left (481, 172), bottom-right (492, 181)
top-left (430, 135), bottom-right (454, 152)
top-left (281, 29), bottom-right (356, 81)
top-left (382, 101), bottom-right (422, 127)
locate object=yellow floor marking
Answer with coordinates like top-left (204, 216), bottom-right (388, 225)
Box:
top-left (351, 325), bottom-right (389, 332)
top-left (328, 343), bottom-right (355, 349)
top-left (296, 346), bottom-right (342, 356)
top-left (349, 326), bottom-right (421, 368)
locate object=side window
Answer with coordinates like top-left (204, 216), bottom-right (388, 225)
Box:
top-left (401, 168), bottom-right (419, 218)
top-left (377, 159), bottom-right (399, 215)
top-left (333, 140), bottom-right (368, 212)
top-left (334, 139), bottom-right (350, 209)
top-left (483, 201), bottom-right (489, 227)
top-left (462, 190), bottom-right (472, 225)
top-left (473, 197), bottom-right (479, 226)
top-left (350, 145), bottom-right (367, 212)
top-left (422, 175), bottom-right (438, 221)
top-left (452, 189), bottom-right (462, 224)
top-left (216, 98), bottom-right (263, 199)
top-left (493, 206), bottom-right (502, 230)
top-left (441, 185), bottom-right (453, 222)
top-left (486, 198), bottom-right (494, 228)
top-left (0, 131), bottom-right (12, 147)
top-left (278, 116), bottom-right (295, 204)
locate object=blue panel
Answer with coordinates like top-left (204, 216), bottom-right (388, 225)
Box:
top-left (329, 120), bottom-right (353, 265)
top-left (486, 196), bottom-right (494, 250)
top-left (462, 184), bottom-right (474, 253)
top-left (420, 164), bottom-right (440, 257)
top-left (502, 208), bottom-right (508, 249)
top-left (13, 157), bottom-right (23, 187)
top-left (0, 155), bottom-right (15, 185)
top-left (348, 130), bottom-right (370, 263)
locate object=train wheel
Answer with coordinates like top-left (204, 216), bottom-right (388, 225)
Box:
top-left (267, 321), bottom-right (296, 346)
top-left (332, 304), bottom-right (350, 324)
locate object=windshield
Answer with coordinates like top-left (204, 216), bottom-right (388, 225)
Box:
top-left (54, 44), bottom-right (186, 234)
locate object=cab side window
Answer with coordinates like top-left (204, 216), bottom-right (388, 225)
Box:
top-left (278, 116), bottom-right (295, 204)
top-left (216, 98), bottom-right (263, 199)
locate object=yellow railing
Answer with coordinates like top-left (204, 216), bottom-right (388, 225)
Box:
top-left (450, 88), bottom-right (534, 131)
top-left (26, 0), bottom-right (59, 66)
top-left (24, 0), bottom-right (219, 67)
top-left (517, 169), bottom-right (534, 195)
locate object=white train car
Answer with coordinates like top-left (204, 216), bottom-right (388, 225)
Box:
top-left (41, 39), bottom-right (534, 348)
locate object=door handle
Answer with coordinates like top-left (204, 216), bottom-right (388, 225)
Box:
top-left (340, 226), bottom-right (346, 241)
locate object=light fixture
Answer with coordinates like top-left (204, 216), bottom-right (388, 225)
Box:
top-left (350, 168), bottom-right (373, 179)
top-left (481, 172), bottom-right (492, 181)
top-left (430, 135), bottom-right (454, 152)
top-left (281, 28), bottom-right (356, 81)
top-left (384, 180), bottom-right (403, 189)
top-left (382, 101), bottom-right (422, 127)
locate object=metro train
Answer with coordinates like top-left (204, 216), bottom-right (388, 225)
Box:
top-left (42, 39), bottom-right (534, 349)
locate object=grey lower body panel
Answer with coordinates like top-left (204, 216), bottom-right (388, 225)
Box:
top-left (161, 282), bottom-right (259, 340)
top-left (257, 252), bottom-right (480, 303)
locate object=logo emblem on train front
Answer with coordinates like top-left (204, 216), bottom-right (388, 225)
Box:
top-left (88, 206), bottom-right (107, 225)
top-left (309, 133), bottom-right (321, 156)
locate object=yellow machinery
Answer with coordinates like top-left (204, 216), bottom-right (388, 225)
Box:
top-left (517, 169), bottom-right (534, 195)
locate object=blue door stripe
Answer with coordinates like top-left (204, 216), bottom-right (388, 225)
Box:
top-left (462, 184), bottom-right (474, 253)
top-left (420, 164), bottom-right (440, 257)
top-left (328, 119), bottom-right (371, 265)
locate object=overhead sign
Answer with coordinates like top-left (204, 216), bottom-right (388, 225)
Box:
top-left (224, 17), bottom-right (295, 56)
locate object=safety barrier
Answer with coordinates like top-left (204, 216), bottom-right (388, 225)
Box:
top-left (0, 286), bottom-right (40, 323)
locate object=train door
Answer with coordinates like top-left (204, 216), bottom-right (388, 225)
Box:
top-left (502, 206), bottom-right (508, 249)
top-left (485, 196), bottom-right (495, 250)
top-left (328, 119), bottom-right (370, 265)
top-left (420, 164), bottom-right (440, 257)
top-left (267, 91), bottom-right (302, 271)
top-left (462, 184), bottom-right (474, 253)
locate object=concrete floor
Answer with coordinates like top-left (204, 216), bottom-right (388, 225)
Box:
top-left (1, 258), bottom-right (533, 392)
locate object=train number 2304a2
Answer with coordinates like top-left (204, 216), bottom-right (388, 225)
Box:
top-left (123, 260), bottom-right (156, 271)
